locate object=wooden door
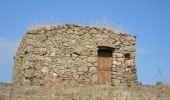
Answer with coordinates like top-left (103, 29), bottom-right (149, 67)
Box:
top-left (97, 50), bottom-right (112, 85)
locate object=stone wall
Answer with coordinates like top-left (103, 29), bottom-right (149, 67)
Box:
top-left (13, 24), bottom-right (137, 86)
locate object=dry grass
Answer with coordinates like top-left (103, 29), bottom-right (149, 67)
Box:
top-left (0, 84), bottom-right (170, 100)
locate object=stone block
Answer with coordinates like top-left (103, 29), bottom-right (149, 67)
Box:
top-left (112, 61), bottom-right (121, 65)
top-left (125, 59), bottom-right (135, 67)
top-left (92, 74), bottom-right (97, 82)
top-left (78, 66), bottom-right (88, 72)
top-left (89, 67), bottom-right (97, 73)
top-left (114, 41), bottom-right (121, 46)
top-left (113, 53), bottom-right (124, 58)
top-left (41, 67), bottom-right (49, 74)
top-left (87, 57), bottom-right (97, 63)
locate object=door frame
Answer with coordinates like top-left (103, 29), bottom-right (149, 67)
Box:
top-left (97, 46), bottom-right (114, 85)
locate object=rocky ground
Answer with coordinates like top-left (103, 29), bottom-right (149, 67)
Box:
top-left (0, 82), bottom-right (170, 100)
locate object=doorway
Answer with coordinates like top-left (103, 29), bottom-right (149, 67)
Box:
top-left (97, 47), bottom-right (113, 85)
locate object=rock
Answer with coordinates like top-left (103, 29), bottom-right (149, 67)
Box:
top-left (87, 63), bottom-right (93, 67)
top-left (63, 43), bottom-right (69, 47)
top-left (89, 67), bottom-right (97, 73)
top-left (87, 57), bottom-right (97, 63)
top-left (78, 66), bottom-right (88, 72)
top-left (57, 30), bottom-right (62, 33)
top-left (67, 30), bottom-right (74, 34)
top-left (35, 55), bottom-right (45, 61)
top-left (41, 67), bottom-right (49, 74)
top-left (50, 52), bottom-right (56, 57)
top-left (45, 57), bottom-right (52, 62)
top-left (113, 53), bottom-right (124, 58)
top-left (70, 68), bottom-right (77, 73)
top-left (74, 46), bottom-right (83, 54)
top-left (112, 65), bottom-right (117, 68)
top-left (57, 66), bottom-right (65, 70)
top-left (36, 48), bottom-right (48, 56)
top-left (52, 73), bottom-right (58, 77)
top-left (45, 25), bottom-right (54, 31)
top-left (24, 68), bottom-right (36, 78)
top-left (23, 78), bottom-right (31, 84)
top-left (27, 29), bottom-right (39, 35)
top-left (53, 68), bottom-right (59, 73)
top-left (24, 45), bottom-right (33, 53)
top-left (114, 41), bottom-right (121, 46)
top-left (43, 74), bottom-right (55, 86)
top-left (23, 53), bottom-right (36, 61)
top-left (128, 74), bottom-right (137, 81)
top-left (125, 60), bottom-right (135, 67)
top-left (72, 53), bottom-right (78, 57)
top-left (73, 74), bottom-right (79, 79)
top-left (124, 46), bottom-right (135, 52)
top-left (112, 79), bottom-right (120, 86)
top-left (126, 36), bottom-right (135, 41)
top-left (89, 29), bottom-right (97, 34)
top-left (117, 58), bottom-right (124, 62)
top-left (22, 61), bottom-right (34, 69)
top-left (92, 74), bottom-right (97, 82)
top-left (112, 67), bottom-right (125, 73)
top-left (112, 61), bottom-right (121, 66)
top-left (85, 45), bottom-right (93, 49)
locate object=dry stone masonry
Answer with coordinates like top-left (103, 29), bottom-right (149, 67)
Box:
top-left (13, 24), bottom-right (137, 86)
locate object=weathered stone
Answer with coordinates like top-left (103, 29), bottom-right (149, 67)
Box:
top-left (45, 57), bottom-right (52, 62)
top-left (43, 74), bottom-right (55, 86)
top-left (112, 61), bottom-right (121, 66)
top-left (89, 29), bottom-right (97, 34)
top-left (35, 48), bottom-right (48, 56)
top-left (50, 52), bottom-right (56, 57)
top-left (22, 61), bottom-right (34, 69)
top-left (112, 65), bottom-right (117, 68)
top-left (85, 45), bottom-right (93, 49)
top-left (87, 63), bottom-right (93, 67)
top-left (24, 68), bottom-right (36, 78)
top-left (73, 74), bottom-right (79, 79)
top-left (27, 29), bottom-right (39, 35)
top-left (72, 53), bottom-right (78, 57)
top-left (112, 67), bottom-right (125, 73)
top-left (41, 67), bottom-right (49, 74)
top-left (112, 79), bottom-right (120, 86)
top-left (124, 46), bottom-right (135, 52)
top-left (74, 46), bottom-right (83, 54)
top-left (70, 68), bottom-right (77, 73)
top-left (87, 57), bottom-right (97, 63)
top-left (78, 66), bottom-right (88, 72)
top-left (114, 41), bottom-right (121, 46)
top-left (89, 67), bottom-right (97, 73)
top-left (92, 74), bottom-right (97, 82)
top-left (35, 55), bottom-right (45, 61)
top-left (52, 73), bottom-right (58, 77)
top-left (23, 78), bottom-right (31, 84)
top-left (117, 58), bottom-right (124, 62)
top-left (113, 53), bottom-right (124, 58)
top-left (126, 36), bottom-right (135, 41)
top-left (125, 59), bottom-right (135, 67)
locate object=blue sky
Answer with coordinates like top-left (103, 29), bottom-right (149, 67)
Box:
top-left (0, 0), bottom-right (170, 84)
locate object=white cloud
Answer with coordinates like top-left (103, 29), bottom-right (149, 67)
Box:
top-left (137, 47), bottom-right (151, 55)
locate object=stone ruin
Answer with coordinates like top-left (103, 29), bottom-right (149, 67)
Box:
top-left (12, 24), bottom-right (137, 86)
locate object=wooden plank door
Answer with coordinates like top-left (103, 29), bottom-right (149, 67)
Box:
top-left (97, 50), bottom-right (112, 85)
